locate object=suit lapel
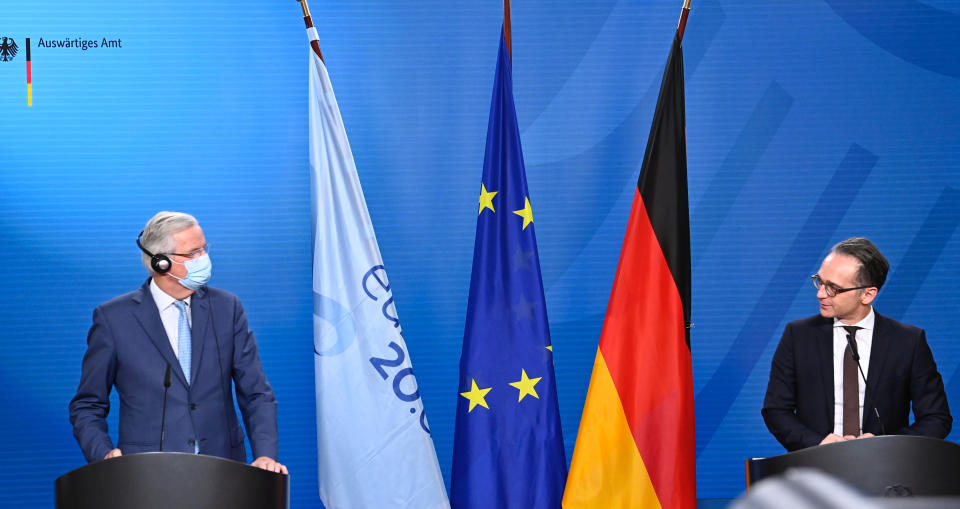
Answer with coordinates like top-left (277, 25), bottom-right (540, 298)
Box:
top-left (863, 311), bottom-right (889, 429)
top-left (816, 317), bottom-right (835, 427)
top-left (132, 279), bottom-right (189, 387)
top-left (189, 286), bottom-right (209, 385)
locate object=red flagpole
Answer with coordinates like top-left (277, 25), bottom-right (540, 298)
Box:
top-left (503, 0), bottom-right (512, 61)
top-left (297, 0), bottom-right (324, 61)
top-left (677, 0), bottom-right (692, 42)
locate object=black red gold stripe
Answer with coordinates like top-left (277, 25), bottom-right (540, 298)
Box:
top-left (563, 30), bottom-right (696, 509)
top-left (26, 38), bottom-right (32, 106)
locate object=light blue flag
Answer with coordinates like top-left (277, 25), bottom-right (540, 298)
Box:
top-left (309, 47), bottom-right (449, 509)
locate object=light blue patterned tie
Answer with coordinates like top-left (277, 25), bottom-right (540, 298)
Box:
top-left (173, 300), bottom-right (191, 385)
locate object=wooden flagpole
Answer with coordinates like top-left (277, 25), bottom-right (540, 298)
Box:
top-left (677, 0), bottom-right (692, 42)
top-left (297, 0), bottom-right (324, 61)
top-left (504, 0), bottom-right (512, 61)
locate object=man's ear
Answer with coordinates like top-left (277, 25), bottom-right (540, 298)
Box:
top-left (860, 287), bottom-right (878, 306)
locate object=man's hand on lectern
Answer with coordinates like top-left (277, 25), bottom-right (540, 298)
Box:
top-left (104, 448), bottom-right (122, 459)
top-left (251, 456), bottom-right (288, 475)
top-left (819, 433), bottom-right (844, 445)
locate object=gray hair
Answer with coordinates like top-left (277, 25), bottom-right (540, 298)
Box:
top-left (140, 211), bottom-right (199, 274)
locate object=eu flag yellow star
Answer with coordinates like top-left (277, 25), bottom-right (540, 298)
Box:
top-left (479, 183), bottom-right (498, 215)
top-left (513, 197), bottom-right (534, 230)
top-left (508, 369), bottom-right (542, 402)
top-left (460, 379), bottom-right (492, 412)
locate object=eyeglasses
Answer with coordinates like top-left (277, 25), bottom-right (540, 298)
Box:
top-left (810, 274), bottom-right (870, 297)
top-left (166, 244), bottom-right (210, 260)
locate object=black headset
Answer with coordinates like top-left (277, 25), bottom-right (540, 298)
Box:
top-left (136, 230), bottom-right (172, 274)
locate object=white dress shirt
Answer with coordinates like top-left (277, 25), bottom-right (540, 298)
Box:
top-left (832, 308), bottom-right (874, 436)
top-left (149, 278), bottom-right (192, 359)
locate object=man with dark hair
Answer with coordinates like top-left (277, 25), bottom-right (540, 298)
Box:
top-left (70, 211), bottom-right (287, 473)
top-left (762, 237), bottom-right (951, 451)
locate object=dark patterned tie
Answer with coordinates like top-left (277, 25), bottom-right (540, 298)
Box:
top-left (842, 325), bottom-right (862, 436)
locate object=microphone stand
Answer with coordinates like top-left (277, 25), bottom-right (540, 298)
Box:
top-left (159, 364), bottom-right (171, 451)
top-left (846, 335), bottom-right (886, 436)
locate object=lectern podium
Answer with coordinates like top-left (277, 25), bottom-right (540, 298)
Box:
top-left (55, 452), bottom-right (289, 509)
top-left (746, 435), bottom-right (960, 496)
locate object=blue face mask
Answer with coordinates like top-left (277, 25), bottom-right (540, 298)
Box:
top-left (170, 253), bottom-right (212, 290)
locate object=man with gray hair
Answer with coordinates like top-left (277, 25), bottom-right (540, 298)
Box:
top-left (70, 211), bottom-right (286, 473)
top-left (762, 237), bottom-right (951, 451)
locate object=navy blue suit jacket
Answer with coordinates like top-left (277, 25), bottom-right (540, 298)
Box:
top-left (762, 312), bottom-right (951, 451)
top-left (69, 280), bottom-right (278, 463)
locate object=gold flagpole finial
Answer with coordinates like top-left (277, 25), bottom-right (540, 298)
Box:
top-left (297, 0), bottom-right (311, 18)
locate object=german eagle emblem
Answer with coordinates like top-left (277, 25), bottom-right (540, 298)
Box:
top-left (0, 37), bottom-right (18, 62)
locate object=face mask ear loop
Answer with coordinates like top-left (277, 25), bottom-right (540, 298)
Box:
top-left (163, 258), bottom-right (187, 281)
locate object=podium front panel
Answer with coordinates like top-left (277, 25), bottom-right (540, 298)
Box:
top-left (55, 452), bottom-right (289, 509)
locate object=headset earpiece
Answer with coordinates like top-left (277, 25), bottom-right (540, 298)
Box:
top-left (151, 254), bottom-right (172, 274)
top-left (137, 230), bottom-right (173, 274)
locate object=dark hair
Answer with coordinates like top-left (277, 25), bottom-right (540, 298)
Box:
top-left (831, 237), bottom-right (889, 290)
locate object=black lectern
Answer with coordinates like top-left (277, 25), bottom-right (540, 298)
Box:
top-left (746, 435), bottom-right (960, 496)
top-left (55, 452), bottom-right (289, 509)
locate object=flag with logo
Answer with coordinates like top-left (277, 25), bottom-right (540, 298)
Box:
top-left (308, 41), bottom-right (449, 508)
top-left (450, 28), bottom-right (567, 509)
top-left (562, 31), bottom-right (696, 509)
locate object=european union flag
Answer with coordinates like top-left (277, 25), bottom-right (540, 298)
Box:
top-left (450, 29), bottom-right (567, 509)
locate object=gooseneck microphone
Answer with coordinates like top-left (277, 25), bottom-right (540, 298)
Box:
top-left (160, 364), bottom-right (172, 451)
top-left (845, 334), bottom-right (886, 436)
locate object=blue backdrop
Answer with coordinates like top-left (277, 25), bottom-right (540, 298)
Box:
top-left (2, 1), bottom-right (958, 506)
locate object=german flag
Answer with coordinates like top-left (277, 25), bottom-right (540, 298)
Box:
top-left (563, 29), bottom-right (696, 509)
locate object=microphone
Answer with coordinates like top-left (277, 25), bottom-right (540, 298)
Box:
top-left (160, 364), bottom-right (172, 451)
top-left (845, 334), bottom-right (886, 436)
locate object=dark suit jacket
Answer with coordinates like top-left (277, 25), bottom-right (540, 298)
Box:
top-left (762, 311), bottom-right (951, 451)
top-left (69, 279), bottom-right (278, 463)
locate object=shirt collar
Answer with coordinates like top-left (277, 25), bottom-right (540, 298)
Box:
top-left (833, 306), bottom-right (874, 332)
top-left (149, 277), bottom-right (191, 310)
